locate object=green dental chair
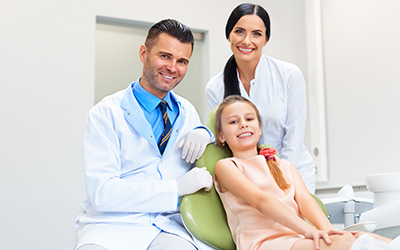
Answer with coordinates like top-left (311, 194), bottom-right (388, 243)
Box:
top-left (180, 106), bottom-right (236, 250)
top-left (180, 107), bottom-right (327, 250)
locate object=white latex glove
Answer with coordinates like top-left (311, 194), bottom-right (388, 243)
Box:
top-left (178, 128), bottom-right (211, 163)
top-left (177, 167), bottom-right (213, 197)
top-left (350, 234), bottom-right (397, 250)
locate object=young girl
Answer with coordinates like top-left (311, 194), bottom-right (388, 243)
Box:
top-left (213, 95), bottom-right (371, 250)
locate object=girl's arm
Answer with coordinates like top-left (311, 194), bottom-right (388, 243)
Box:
top-left (215, 159), bottom-right (333, 249)
top-left (291, 161), bottom-right (338, 231)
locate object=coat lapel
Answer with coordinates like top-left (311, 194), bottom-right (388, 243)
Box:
top-left (120, 85), bottom-right (159, 152)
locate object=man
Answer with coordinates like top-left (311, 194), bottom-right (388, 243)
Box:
top-left (74, 19), bottom-right (213, 250)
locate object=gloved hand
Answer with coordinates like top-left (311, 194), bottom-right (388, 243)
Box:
top-left (178, 128), bottom-right (211, 163)
top-left (177, 167), bottom-right (213, 197)
top-left (350, 233), bottom-right (396, 250)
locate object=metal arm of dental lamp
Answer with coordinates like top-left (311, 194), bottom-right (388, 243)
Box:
top-left (322, 185), bottom-right (373, 228)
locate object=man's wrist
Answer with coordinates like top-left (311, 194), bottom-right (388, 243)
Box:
top-left (193, 126), bottom-right (214, 142)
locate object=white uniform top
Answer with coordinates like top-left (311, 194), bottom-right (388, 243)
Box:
top-left (205, 55), bottom-right (316, 193)
top-left (74, 82), bottom-right (202, 249)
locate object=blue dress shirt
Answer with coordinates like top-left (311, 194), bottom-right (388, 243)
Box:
top-left (132, 79), bottom-right (179, 144)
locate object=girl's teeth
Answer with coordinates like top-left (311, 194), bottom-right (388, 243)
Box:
top-left (239, 133), bottom-right (251, 138)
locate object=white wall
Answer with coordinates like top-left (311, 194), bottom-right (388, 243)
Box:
top-left (0, 1), bottom-right (94, 249)
top-left (0, 0), bottom-right (307, 248)
top-left (319, 0), bottom-right (400, 189)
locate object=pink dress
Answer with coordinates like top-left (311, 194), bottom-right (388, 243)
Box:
top-left (214, 156), bottom-right (304, 250)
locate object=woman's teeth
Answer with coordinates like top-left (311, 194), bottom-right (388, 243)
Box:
top-left (239, 47), bottom-right (252, 52)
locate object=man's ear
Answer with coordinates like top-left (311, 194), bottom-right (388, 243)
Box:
top-left (139, 44), bottom-right (147, 63)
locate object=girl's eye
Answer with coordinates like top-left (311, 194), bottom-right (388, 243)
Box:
top-left (247, 118), bottom-right (253, 121)
top-left (230, 120), bottom-right (237, 124)
top-left (253, 32), bottom-right (262, 37)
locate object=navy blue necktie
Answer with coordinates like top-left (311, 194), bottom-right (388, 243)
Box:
top-left (158, 100), bottom-right (171, 155)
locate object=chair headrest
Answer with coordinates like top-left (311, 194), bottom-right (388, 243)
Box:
top-left (207, 105), bottom-right (219, 135)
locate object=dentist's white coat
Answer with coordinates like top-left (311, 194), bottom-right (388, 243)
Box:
top-left (74, 82), bottom-right (202, 249)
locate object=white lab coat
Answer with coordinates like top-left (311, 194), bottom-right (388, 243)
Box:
top-left (74, 83), bottom-right (202, 249)
top-left (205, 55), bottom-right (316, 193)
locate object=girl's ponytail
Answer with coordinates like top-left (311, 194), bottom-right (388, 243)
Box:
top-left (259, 148), bottom-right (291, 190)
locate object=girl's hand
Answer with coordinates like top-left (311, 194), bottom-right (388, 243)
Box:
top-left (327, 228), bottom-right (345, 236)
top-left (304, 229), bottom-right (344, 249)
top-left (304, 230), bottom-right (331, 249)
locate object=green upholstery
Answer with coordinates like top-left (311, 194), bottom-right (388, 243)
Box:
top-left (181, 106), bottom-right (234, 249)
top-left (311, 193), bottom-right (328, 217)
top-left (181, 143), bottom-right (234, 250)
top-left (180, 106), bottom-right (327, 249)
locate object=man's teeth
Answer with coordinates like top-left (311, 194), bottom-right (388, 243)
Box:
top-left (239, 47), bottom-right (252, 52)
top-left (238, 133), bottom-right (252, 138)
top-left (162, 74), bottom-right (173, 79)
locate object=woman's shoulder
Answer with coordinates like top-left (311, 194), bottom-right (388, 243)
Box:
top-left (206, 70), bottom-right (224, 89)
top-left (205, 71), bottom-right (225, 109)
top-left (262, 55), bottom-right (302, 74)
top-left (260, 55), bottom-right (305, 85)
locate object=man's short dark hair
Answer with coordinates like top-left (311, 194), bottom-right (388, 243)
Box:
top-left (145, 19), bottom-right (194, 54)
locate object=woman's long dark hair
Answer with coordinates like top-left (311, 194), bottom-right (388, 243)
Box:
top-left (223, 3), bottom-right (271, 98)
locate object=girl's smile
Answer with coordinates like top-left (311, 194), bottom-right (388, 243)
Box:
top-left (218, 101), bottom-right (262, 158)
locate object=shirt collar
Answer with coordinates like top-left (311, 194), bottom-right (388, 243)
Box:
top-left (236, 55), bottom-right (265, 85)
top-left (254, 55), bottom-right (266, 79)
top-left (132, 78), bottom-right (174, 113)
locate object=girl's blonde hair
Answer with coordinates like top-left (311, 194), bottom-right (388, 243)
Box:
top-left (215, 95), bottom-right (291, 190)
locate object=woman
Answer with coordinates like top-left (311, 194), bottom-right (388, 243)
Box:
top-left (205, 3), bottom-right (316, 193)
top-left (213, 95), bottom-right (397, 250)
